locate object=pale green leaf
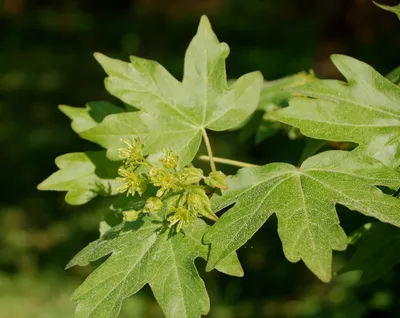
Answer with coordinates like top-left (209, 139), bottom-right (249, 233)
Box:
top-left (258, 71), bottom-right (316, 113)
top-left (270, 55), bottom-right (400, 168)
top-left (232, 72), bottom-right (316, 142)
top-left (374, 1), bottom-right (400, 19)
top-left (339, 222), bottom-right (400, 283)
top-left (67, 215), bottom-right (242, 318)
top-left (59, 102), bottom-right (124, 134)
top-left (84, 16), bottom-right (262, 165)
top-left (37, 151), bottom-right (120, 205)
top-left (204, 151), bottom-right (400, 282)
top-left (81, 111), bottom-right (202, 165)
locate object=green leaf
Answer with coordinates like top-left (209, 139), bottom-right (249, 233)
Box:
top-left (258, 71), bottom-right (316, 113)
top-left (299, 138), bottom-right (327, 163)
top-left (204, 151), bottom-right (400, 282)
top-left (270, 55), bottom-right (400, 168)
top-left (67, 215), bottom-right (242, 318)
top-left (386, 65), bottom-right (400, 85)
top-left (339, 222), bottom-right (400, 283)
top-left (82, 16), bottom-right (263, 166)
top-left (374, 1), bottom-right (400, 19)
top-left (59, 101), bottom-right (124, 134)
top-left (37, 151), bottom-right (120, 205)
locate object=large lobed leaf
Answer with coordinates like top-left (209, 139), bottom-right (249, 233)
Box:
top-left (37, 151), bottom-right (120, 205)
top-left (204, 151), bottom-right (400, 282)
top-left (270, 55), bottom-right (400, 168)
top-left (67, 214), bottom-right (243, 318)
top-left (80, 16), bottom-right (263, 166)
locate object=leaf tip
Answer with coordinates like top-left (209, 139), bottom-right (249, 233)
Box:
top-left (36, 181), bottom-right (46, 191)
top-left (93, 52), bottom-right (110, 69)
top-left (199, 15), bottom-right (212, 31)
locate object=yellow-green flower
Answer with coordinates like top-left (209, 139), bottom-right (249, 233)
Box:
top-left (117, 167), bottom-right (147, 196)
top-left (161, 149), bottom-right (179, 169)
top-left (148, 167), bottom-right (175, 197)
top-left (168, 207), bottom-right (193, 232)
top-left (118, 137), bottom-right (144, 165)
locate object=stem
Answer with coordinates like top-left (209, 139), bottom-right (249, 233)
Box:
top-left (201, 128), bottom-right (217, 172)
top-left (198, 155), bottom-right (259, 168)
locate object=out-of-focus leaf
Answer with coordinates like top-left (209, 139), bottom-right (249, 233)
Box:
top-left (386, 65), bottom-right (400, 85)
top-left (299, 138), bottom-right (327, 163)
top-left (339, 222), bottom-right (400, 283)
top-left (374, 1), bottom-right (400, 19)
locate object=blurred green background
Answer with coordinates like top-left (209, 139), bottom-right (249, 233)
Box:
top-left (1, 0), bottom-right (400, 317)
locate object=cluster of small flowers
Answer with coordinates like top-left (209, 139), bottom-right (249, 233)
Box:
top-left (117, 137), bottom-right (228, 232)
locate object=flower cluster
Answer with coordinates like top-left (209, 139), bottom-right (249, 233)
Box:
top-left (116, 137), bottom-right (228, 232)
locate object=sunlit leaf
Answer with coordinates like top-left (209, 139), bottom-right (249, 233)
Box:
top-left (67, 215), bottom-right (242, 318)
top-left (81, 16), bottom-right (263, 166)
top-left (37, 151), bottom-right (120, 205)
top-left (59, 101), bottom-right (124, 134)
top-left (270, 55), bottom-right (400, 168)
top-left (204, 151), bottom-right (400, 282)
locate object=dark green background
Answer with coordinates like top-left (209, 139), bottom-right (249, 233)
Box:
top-left (1, 0), bottom-right (400, 317)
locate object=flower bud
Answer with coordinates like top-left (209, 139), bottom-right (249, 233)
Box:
top-left (187, 188), bottom-right (218, 221)
top-left (204, 171), bottom-right (228, 190)
top-left (176, 167), bottom-right (204, 186)
top-left (144, 197), bottom-right (163, 213)
top-left (123, 209), bottom-right (142, 222)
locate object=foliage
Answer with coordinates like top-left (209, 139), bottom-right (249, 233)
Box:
top-left (339, 222), bottom-right (400, 284)
top-left (37, 4), bottom-right (400, 318)
top-left (374, 1), bottom-right (400, 19)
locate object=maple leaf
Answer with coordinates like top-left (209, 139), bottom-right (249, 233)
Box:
top-left (204, 151), bottom-right (400, 282)
top-left (67, 214), bottom-right (243, 318)
top-left (339, 222), bottom-right (400, 283)
top-left (269, 55), bottom-right (400, 168)
top-left (59, 101), bottom-right (124, 134)
top-left (37, 151), bottom-right (120, 205)
top-left (374, 1), bottom-right (400, 19)
top-left (80, 16), bottom-right (263, 166)
top-left (386, 65), bottom-right (400, 85)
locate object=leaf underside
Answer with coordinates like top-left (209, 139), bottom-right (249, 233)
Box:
top-left (204, 151), bottom-right (400, 282)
